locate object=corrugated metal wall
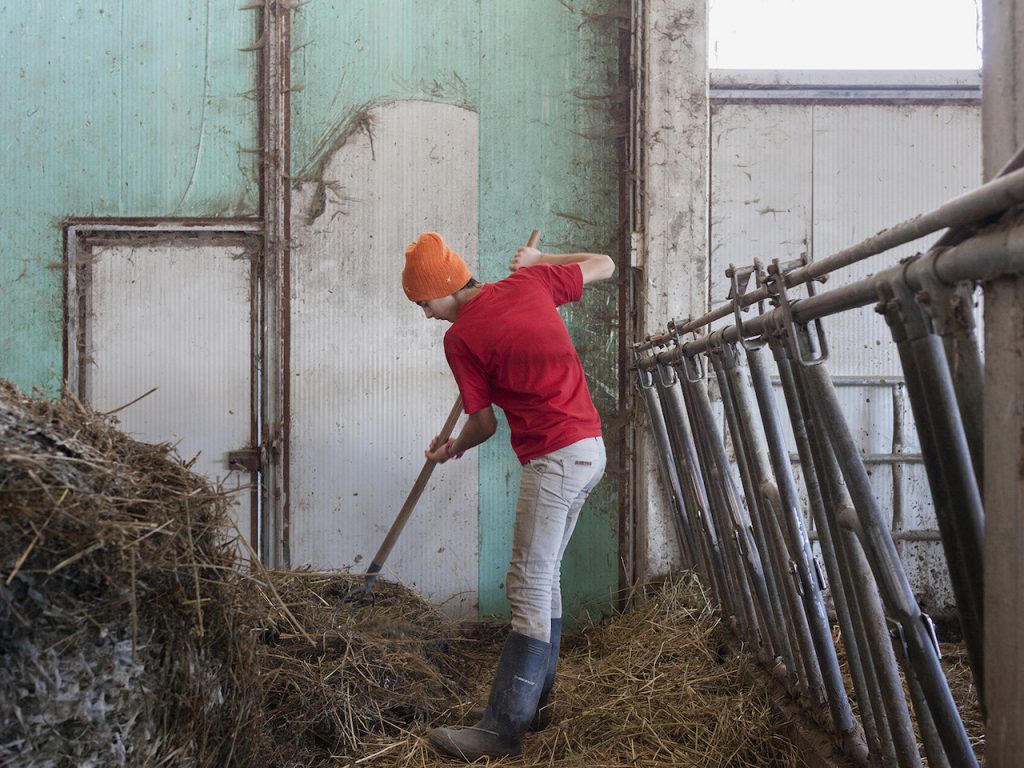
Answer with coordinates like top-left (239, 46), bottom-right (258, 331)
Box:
top-left (83, 241), bottom-right (257, 546)
top-left (0, 2), bottom-right (258, 392)
top-left (0, 2), bottom-right (623, 624)
top-left (290, 101), bottom-right (482, 613)
top-left (286, 0), bottom-right (624, 621)
top-left (710, 93), bottom-right (982, 612)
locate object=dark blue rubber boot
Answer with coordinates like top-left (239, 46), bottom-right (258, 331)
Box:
top-left (466, 618), bottom-right (562, 731)
top-left (533, 618), bottom-right (561, 728)
top-left (428, 631), bottom-right (550, 761)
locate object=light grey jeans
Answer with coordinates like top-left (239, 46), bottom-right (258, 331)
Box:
top-left (505, 436), bottom-right (607, 641)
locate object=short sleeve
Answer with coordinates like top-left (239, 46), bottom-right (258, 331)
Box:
top-left (443, 331), bottom-right (493, 413)
top-left (525, 263), bottom-right (583, 306)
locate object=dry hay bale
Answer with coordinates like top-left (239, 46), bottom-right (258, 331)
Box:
top-left (0, 382), bottom-right (265, 767)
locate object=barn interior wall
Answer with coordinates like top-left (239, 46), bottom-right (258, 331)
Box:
top-left (284, 0), bottom-right (626, 622)
top-left (0, 3), bottom-right (259, 392)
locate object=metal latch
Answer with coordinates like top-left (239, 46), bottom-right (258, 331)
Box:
top-left (227, 448), bottom-right (261, 473)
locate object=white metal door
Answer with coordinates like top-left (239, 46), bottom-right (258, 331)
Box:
top-left (70, 235), bottom-right (260, 552)
top-left (289, 100), bottom-right (480, 617)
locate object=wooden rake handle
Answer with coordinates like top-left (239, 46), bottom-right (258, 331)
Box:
top-left (362, 229), bottom-right (541, 586)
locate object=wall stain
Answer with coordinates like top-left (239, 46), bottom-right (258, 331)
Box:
top-left (298, 106), bottom-right (376, 224)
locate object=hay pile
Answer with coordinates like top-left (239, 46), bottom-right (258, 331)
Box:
top-left (246, 571), bottom-right (472, 761)
top-left (0, 383), bottom-right (467, 767)
top-left (0, 381), bottom-right (264, 767)
top-left (2, 382), bottom-right (800, 767)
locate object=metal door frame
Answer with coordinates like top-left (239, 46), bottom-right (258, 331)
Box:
top-left (63, 218), bottom-right (266, 556)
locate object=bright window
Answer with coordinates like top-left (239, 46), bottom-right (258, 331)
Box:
top-left (710, 0), bottom-right (982, 70)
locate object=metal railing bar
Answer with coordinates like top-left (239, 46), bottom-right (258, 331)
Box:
top-left (789, 452), bottom-right (924, 465)
top-left (635, 167), bottom-right (1024, 353)
top-left (639, 218), bottom-right (1024, 367)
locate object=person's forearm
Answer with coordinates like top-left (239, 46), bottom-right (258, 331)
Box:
top-left (450, 408), bottom-right (497, 454)
top-left (427, 406), bottom-right (497, 463)
top-left (509, 246), bottom-right (613, 283)
top-left (535, 251), bottom-right (606, 266)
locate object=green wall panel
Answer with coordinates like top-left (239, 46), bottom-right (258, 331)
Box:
top-left (0, 1), bottom-right (259, 392)
top-left (292, 0), bottom-right (623, 625)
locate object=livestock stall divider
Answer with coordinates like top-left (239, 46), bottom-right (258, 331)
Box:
top-left (633, 145), bottom-right (1024, 768)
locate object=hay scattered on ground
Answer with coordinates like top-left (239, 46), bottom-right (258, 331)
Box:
top-left (535, 577), bottom-right (800, 768)
top-left (940, 642), bottom-right (984, 762)
top-left (247, 571), bottom-right (475, 763)
top-left (834, 622), bottom-right (986, 766)
top-left (2, 382), bottom-right (801, 767)
top-left (352, 577), bottom-right (801, 768)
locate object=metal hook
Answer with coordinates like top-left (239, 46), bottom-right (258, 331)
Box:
top-left (728, 260), bottom-right (769, 351)
top-left (668, 319), bottom-right (707, 382)
top-left (655, 359), bottom-right (678, 388)
top-left (766, 258), bottom-right (830, 366)
top-left (630, 342), bottom-right (658, 391)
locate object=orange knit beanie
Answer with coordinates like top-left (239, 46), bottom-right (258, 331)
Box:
top-left (402, 232), bottom-right (472, 302)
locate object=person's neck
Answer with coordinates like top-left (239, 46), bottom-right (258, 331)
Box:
top-left (453, 284), bottom-right (484, 308)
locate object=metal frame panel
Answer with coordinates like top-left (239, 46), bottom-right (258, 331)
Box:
top-left (64, 220), bottom-right (264, 553)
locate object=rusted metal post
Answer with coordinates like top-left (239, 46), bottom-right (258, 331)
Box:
top-left (788, 357), bottom-right (923, 768)
top-left (676, 366), bottom-right (754, 635)
top-left (259, 0), bottom-right (292, 568)
top-left (714, 340), bottom-right (803, 694)
top-left (645, 353), bottom-right (728, 603)
top-left (745, 339), bottom-right (860, 748)
top-left (876, 276), bottom-right (985, 703)
top-left (676, 354), bottom-right (772, 655)
top-left (800, 355), bottom-right (978, 768)
top-left (634, 363), bottom-right (694, 571)
top-left (706, 345), bottom-right (785, 665)
top-left (771, 344), bottom-right (884, 766)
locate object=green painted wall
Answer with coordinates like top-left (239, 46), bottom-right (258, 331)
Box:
top-left (292, 0), bottom-right (624, 625)
top-left (0, 0), bottom-right (623, 624)
top-left (0, 2), bottom-right (258, 393)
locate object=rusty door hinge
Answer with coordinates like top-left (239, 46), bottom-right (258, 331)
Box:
top-left (227, 448), bottom-right (261, 473)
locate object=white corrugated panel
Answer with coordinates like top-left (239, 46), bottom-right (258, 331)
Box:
top-left (86, 243), bottom-right (255, 544)
top-left (708, 97), bottom-right (982, 614)
top-left (289, 101), bottom-right (480, 618)
top-left (812, 104), bottom-right (982, 376)
top-left (709, 102), bottom-right (812, 329)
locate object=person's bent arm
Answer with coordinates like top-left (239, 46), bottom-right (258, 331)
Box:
top-left (425, 405), bottom-right (498, 463)
top-left (509, 246), bottom-right (614, 285)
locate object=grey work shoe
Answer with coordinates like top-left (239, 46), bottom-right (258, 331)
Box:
top-left (465, 618), bottom-right (562, 732)
top-left (427, 631), bottom-right (550, 762)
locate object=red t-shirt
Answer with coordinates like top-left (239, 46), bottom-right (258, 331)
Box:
top-left (443, 263), bottom-right (602, 464)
